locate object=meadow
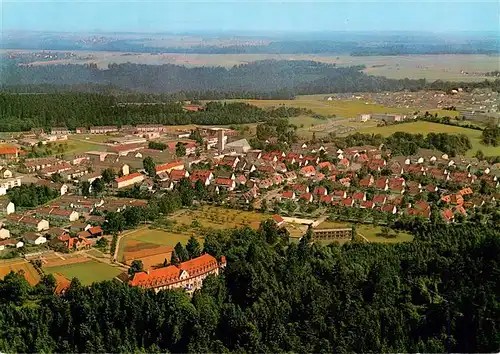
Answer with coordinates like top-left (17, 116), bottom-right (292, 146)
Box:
top-left (44, 260), bottom-right (121, 285)
top-left (358, 121), bottom-right (500, 157)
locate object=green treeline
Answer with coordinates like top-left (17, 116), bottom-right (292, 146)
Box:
top-left (0, 95), bottom-right (304, 131)
top-left (0, 220), bottom-right (499, 352)
top-left (3, 60), bottom-right (500, 95)
top-left (7, 184), bottom-right (60, 208)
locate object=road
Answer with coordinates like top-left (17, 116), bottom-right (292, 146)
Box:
top-left (253, 185), bottom-right (285, 209)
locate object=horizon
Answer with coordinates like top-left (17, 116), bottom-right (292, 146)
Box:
top-left (2, 1), bottom-right (499, 33)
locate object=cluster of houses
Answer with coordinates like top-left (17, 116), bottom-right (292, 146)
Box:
top-left (0, 195), bottom-right (148, 253)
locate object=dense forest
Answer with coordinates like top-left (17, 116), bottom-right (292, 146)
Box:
top-left (0, 96), bottom-right (304, 131)
top-left (0, 220), bottom-right (499, 353)
top-left (2, 60), bottom-right (500, 96)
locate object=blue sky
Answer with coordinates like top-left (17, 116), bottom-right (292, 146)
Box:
top-left (2, 0), bottom-right (499, 33)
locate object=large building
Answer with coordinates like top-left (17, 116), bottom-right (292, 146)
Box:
top-left (113, 172), bottom-right (144, 189)
top-left (312, 227), bottom-right (353, 241)
top-left (129, 254), bottom-right (226, 294)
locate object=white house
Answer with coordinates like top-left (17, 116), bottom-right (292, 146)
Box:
top-left (24, 233), bottom-right (47, 245)
top-left (0, 228), bottom-right (10, 240)
top-left (1, 169), bottom-right (13, 179)
top-left (0, 199), bottom-right (15, 215)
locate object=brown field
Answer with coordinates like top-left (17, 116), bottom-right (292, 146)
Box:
top-left (42, 256), bottom-right (89, 268)
top-left (0, 259), bottom-right (41, 285)
top-left (122, 240), bottom-right (173, 268)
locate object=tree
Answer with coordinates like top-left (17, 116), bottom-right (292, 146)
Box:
top-left (128, 260), bottom-right (144, 276)
top-left (260, 199), bottom-right (268, 213)
top-left (81, 181), bottom-right (91, 196)
top-left (174, 242), bottom-right (189, 262)
top-left (194, 179), bottom-right (207, 200)
top-left (143, 156), bottom-right (156, 177)
top-left (170, 249), bottom-right (180, 266)
top-left (101, 168), bottom-right (116, 184)
top-left (105, 212), bottom-right (125, 234)
top-left (474, 150), bottom-right (485, 161)
top-left (96, 237), bottom-right (108, 250)
top-left (51, 172), bottom-right (64, 183)
top-left (186, 236), bottom-right (201, 259)
top-left (176, 142), bottom-right (187, 157)
top-left (91, 178), bottom-right (105, 195)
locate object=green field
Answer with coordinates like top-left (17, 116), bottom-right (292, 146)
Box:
top-left (234, 96), bottom-right (412, 118)
top-left (358, 121), bottom-right (500, 157)
top-left (357, 225), bottom-right (414, 243)
top-left (65, 136), bottom-right (108, 155)
top-left (45, 260), bottom-right (121, 285)
top-left (125, 228), bottom-right (193, 247)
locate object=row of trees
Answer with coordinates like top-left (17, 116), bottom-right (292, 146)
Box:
top-left (0, 219), bottom-right (498, 352)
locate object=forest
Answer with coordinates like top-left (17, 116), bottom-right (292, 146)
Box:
top-left (0, 96), bottom-right (303, 131)
top-left (2, 60), bottom-right (500, 96)
top-left (0, 219), bottom-right (498, 353)
top-left (7, 184), bottom-right (60, 208)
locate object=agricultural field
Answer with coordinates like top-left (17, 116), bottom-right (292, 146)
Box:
top-left (358, 121), bottom-right (500, 157)
top-left (44, 259), bottom-right (121, 285)
top-left (234, 96), bottom-right (413, 118)
top-left (65, 136), bottom-right (108, 155)
top-left (0, 259), bottom-right (40, 285)
top-left (5, 50), bottom-right (498, 81)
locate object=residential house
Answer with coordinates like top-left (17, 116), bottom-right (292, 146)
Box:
top-left (381, 204), bottom-right (397, 214)
top-left (24, 233), bottom-right (47, 245)
top-left (442, 209), bottom-right (455, 223)
top-left (341, 198), bottom-right (354, 207)
top-left (373, 194), bottom-right (387, 205)
top-left (299, 193), bottom-right (313, 203)
top-left (352, 192), bottom-right (367, 202)
top-left (113, 172), bottom-right (145, 189)
top-left (320, 195), bottom-right (333, 204)
top-left (90, 126), bottom-right (118, 134)
top-left (0, 239), bottom-right (23, 251)
top-left (333, 190), bottom-right (347, 200)
top-left (360, 200), bottom-right (375, 209)
top-left (299, 165), bottom-right (316, 177)
top-left (214, 178), bottom-right (236, 191)
top-left (279, 191), bottom-right (296, 201)
top-left (170, 170), bottom-right (190, 182)
top-left (0, 228), bottom-right (10, 240)
top-left (272, 214), bottom-right (285, 227)
top-left (313, 187), bottom-right (328, 196)
top-left (293, 184), bottom-right (309, 194)
top-left (155, 161), bottom-right (185, 175)
top-left (0, 199), bottom-right (15, 215)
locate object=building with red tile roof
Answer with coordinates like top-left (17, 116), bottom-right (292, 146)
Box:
top-left (155, 161), bottom-right (185, 174)
top-left (299, 193), bottom-right (313, 203)
top-left (129, 254), bottom-right (225, 294)
top-left (342, 198), bottom-right (354, 207)
top-left (114, 172), bottom-right (144, 189)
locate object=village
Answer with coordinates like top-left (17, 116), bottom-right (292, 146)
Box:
top-left (0, 120), bottom-right (498, 294)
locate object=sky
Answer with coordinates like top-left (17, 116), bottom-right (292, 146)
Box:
top-left (2, 0), bottom-right (500, 33)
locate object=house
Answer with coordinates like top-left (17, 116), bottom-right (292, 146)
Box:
top-left (49, 208), bottom-right (80, 222)
top-left (342, 198), bottom-right (354, 207)
top-left (18, 217), bottom-right (49, 232)
top-left (425, 185), bottom-right (438, 193)
top-left (272, 214), bottom-right (285, 227)
top-left (373, 194), bottom-right (387, 205)
top-left (0, 228), bottom-right (10, 240)
top-left (170, 169), bottom-right (189, 182)
top-left (45, 227), bottom-right (69, 239)
top-left (360, 200), bottom-right (375, 209)
top-left (459, 187), bottom-right (473, 196)
top-left (381, 204), bottom-right (397, 214)
top-left (442, 209), bottom-right (455, 223)
top-left (90, 126), bottom-right (118, 134)
top-left (0, 239), bottom-right (23, 251)
top-left (113, 172), bottom-right (144, 189)
top-left (352, 192), bottom-right (366, 202)
top-left (0, 199), bottom-right (15, 215)
top-left (24, 233), bottom-right (47, 245)
top-left (375, 178), bottom-right (389, 191)
top-left (299, 193), bottom-right (313, 203)
top-left (313, 187), bottom-right (327, 196)
top-left (0, 177), bottom-right (22, 191)
top-left (258, 178), bottom-right (273, 189)
top-left (359, 176), bottom-right (374, 188)
top-left (333, 190), bottom-right (347, 199)
top-left (284, 171), bottom-right (297, 182)
top-left (214, 178), bottom-right (236, 191)
top-left (51, 127), bottom-right (70, 135)
top-left (299, 165), bottom-right (316, 177)
top-left (280, 191), bottom-right (296, 201)
top-left (272, 175), bottom-right (284, 185)
top-left (320, 195), bottom-right (333, 204)
top-left (129, 254), bottom-right (226, 294)
top-left (189, 170), bottom-right (213, 186)
top-left (0, 147), bottom-right (20, 160)
top-left (293, 184), bottom-right (309, 193)
top-left (36, 180), bottom-right (69, 196)
top-left (155, 161), bottom-right (185, 175)
top-left (88, 226), bottom-right (104, 237)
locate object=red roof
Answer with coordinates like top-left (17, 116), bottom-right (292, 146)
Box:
top-left (115, 172), bottom-right (143, 183)
top-left (0, 147), bottom-right (19, 155)
top-left (300, 193), bottom-right (313, 201)
top-left (281, 191), bottom-right (295, 199)
top-left (156, 161), bottom-right (184, 172)
top-left (361, 200), bottom-right (374, 208)
top-left (382, 204), bottom-right (396, 213)
top-left (373, 194), bottom-right (386, 204)
top-left (88, 226), bottom-right (103, 235)
top-left (170, 170), bottom-right (187, 180)
top-left (313, 187), bottom-right (327, 195)
top-left (293, 184), bottom-right (308, 192)
top-left (342, 198), bottom-right (353, 206)
top-left (272, 214), bottom-right (285, 224)
top-left (214, 178), bottom-right (233, 186)
top-left (352, 192), bottom-right (365, 200)
top-left (442, 209), bottom-right (454, 221)
top-left (320, 195), bottom-right (333, 203)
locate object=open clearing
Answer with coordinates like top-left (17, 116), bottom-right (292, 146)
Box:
top-left (358, 121), bottom-right (500, 157)
top-left (0, 259), bottom-right (40, 285)
top-left (44, 260), bottom-right (121, 285)
top-left (4, 50), bottom-right (498, 81)
top-left (357, 225), bottom-right (414, 243)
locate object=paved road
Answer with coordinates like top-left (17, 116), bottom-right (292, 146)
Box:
top-left (253, 186), bottom-right (285, 209)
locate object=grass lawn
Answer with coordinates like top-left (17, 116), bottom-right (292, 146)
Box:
top-left (358, 121), bottom-right (500, 157)
top-left (357, 225), bottom-right (413, 244)
top-left (126, 228), bottom-right (192, 247)
top-left (64, 137), bottom-right (108, 155)
top-left (86, 248), bottom-right (107, 258)
top-left (45, 260), bottom-right (121, 285)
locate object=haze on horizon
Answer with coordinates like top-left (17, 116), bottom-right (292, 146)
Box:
top-left (2, 0), bottom-right (499, 34)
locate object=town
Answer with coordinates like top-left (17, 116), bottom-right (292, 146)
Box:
top-left (0, 117), bottom-right (498, 293)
